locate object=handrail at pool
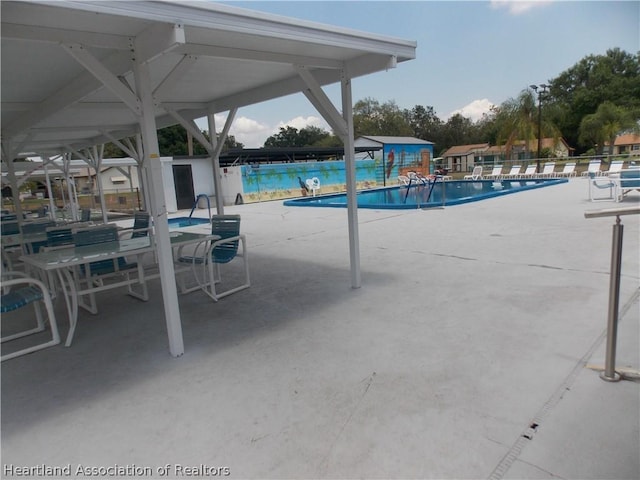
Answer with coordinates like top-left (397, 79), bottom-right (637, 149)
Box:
top-left (584, 205), bottom-right (638, 382)
top-left (584, 206), bottom-right (640, 219)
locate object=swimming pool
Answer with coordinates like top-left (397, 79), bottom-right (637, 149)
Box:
top-left (168, 217), bottom-right (210, 228)
top-left (283, 178), bottom-right (568, 209)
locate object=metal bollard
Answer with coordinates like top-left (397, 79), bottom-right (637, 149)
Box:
top-left (601, 216), bottom-right (623, 381)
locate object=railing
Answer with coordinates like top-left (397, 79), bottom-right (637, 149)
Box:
top-left (584, 206), bottom-right (640, 382)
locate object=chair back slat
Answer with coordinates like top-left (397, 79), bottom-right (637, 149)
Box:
top-left (74, 225), bottom-right (123, 275)
top-left (211, 215), bottom-right (241, 264)
top-left (132, 212), bottom-right (151, 238)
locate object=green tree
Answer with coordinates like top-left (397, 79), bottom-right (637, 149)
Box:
top-left (263, 125), bottom-right (335, 147)
top-left (353, 98), bottom-right (412, 137)
top-left (579, 101), bottom-right (639, 155)
top-left (546, 48), bottom-right (640, 154)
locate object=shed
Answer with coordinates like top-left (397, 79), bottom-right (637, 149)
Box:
top-left (354, 136), bottom-right (434, 183)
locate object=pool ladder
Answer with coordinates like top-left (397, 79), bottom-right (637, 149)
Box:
top-left (188, 194), bottom-right (212, 225)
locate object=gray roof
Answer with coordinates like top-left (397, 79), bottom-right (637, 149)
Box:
top-left (357, 136), bottom-right (434, 145)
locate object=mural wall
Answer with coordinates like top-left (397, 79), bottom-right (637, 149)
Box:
top-left (239, 159), bottom-right (379, 203)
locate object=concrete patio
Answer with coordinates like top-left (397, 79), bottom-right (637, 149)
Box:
top-left (2, 177), bottom-right (639, 479)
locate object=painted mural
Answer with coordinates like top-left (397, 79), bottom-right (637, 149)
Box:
top-left (240, 159), bottom-right (379, 203)
top-left (381, 144), bottom-right (434, 180)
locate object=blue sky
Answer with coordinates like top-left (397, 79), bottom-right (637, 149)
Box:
top-left (203, 1), bottom-right (639, 147)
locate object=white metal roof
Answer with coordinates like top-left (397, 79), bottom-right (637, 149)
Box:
top-left (356, 136), bottom-right (434, 146)
top-left (1, 0), bottom-right (416, 157)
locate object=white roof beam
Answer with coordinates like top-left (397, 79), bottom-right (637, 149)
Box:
top-left (2, 50), bottom-right (133, 137)
top-left (62, 43), bottom-right (142, 115)
top-left (176, 44), bottom-right (343, 69)
top-left (153, 55), bottom-right (199, 98)
top-left (296, 65), bottom-right (347, 137)
top-left (1, 23), bottom-right (131, 49)
top-left (134, 22), bottom-right (185, 64)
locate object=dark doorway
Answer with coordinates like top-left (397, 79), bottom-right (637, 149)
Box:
top-left (173, 165), bottom-right (195, 210)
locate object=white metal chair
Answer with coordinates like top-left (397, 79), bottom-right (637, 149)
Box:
top-left (501, 165), bottom-right (522, 179)
top-left (463, 166), bottom-right (483, 180)
top-left (483, 165), bottom-right (503, 179)
top-left (557, 162), bottom-right (577, 177)
top-left (538, 162), bottom-right (556, 178)
top-left (588, 172), bottom-right (616, 201)
top-left (520, 164), bottom-right (537, 178)
top-left (305, 177), bottom-right (321, 196)
top-left (581, 159), bottom-right (602, 177)
top-left (176, 214), bottom-right (250, 302)
top-left (1, 271), bottom-right (60, 361)
top-left (602, 160), bottom-right (624, 177)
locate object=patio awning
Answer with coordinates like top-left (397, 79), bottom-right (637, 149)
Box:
top-left (1, 0), bottom-right (417, 356)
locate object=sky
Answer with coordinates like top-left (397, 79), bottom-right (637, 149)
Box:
top-left (198, 0), bottom-right (640, 147)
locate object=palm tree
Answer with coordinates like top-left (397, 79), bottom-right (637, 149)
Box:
top-left (494, 89), bottom-right (561, 163)
top-left (579, 102), bottom-right (639, 155)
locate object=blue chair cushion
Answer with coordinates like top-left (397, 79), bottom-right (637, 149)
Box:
top-left (1, 286), bottom-right (44, 313)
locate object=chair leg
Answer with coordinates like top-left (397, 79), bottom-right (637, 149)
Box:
top-left (1, 281), bottom-right (61, 362)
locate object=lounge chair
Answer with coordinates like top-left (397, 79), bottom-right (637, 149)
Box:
top-left (520, 164), bottom-right (537, 178)
top-left (305, 177), bottom-right (321, 196)
top-left (176, 214), bottom-right (250, 302)
top-left (397, 175), bottom-right (411, 185)
top-left (602, 160), bottom-right (624, 177)
top-left (556, 162), bottom-right (577, 177)
top-left (502, 165), bottom-right (522, 179)
top-left (611, 167), bottom-right (640, 202)
top-left (1, 271), bottom-right (60, 361)
top-left (538, 162), bottom-right (556, 178)
top-left (463, 166), bottom-right (483, 180)
top-left (588, 172), bottom-right (615, 201)
top-left (119, 211), bottom-right (151, 239)
top-left (581, 159), bottom-right (602, 177)
top-left (483, 165), bottom-right (503, 179)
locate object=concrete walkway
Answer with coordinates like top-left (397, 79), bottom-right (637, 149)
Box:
top-left (2, 178), bottom-right (638, 479)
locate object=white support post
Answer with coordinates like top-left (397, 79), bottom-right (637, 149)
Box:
top-left (208, 109), bottom-right (237, 215)
top-left (134, 59), bottom-right (184, 357)
top-left (44, 162), bottom-right (56, 219)
top-left (341, 72), bottom-right (361, 288)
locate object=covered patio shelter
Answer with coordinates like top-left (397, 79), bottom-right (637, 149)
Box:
top-left (1, 0), bottom-right (417, 356)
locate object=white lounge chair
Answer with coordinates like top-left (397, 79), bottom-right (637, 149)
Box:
top-left (556, 162), bottom-right (577, 177)
top-left (397, 175), bottom-right (411, 186)
top-left (483, 165), bottom-right (503, 179)
top-left (581, 159), bottom-right (602, 177)
top-left (538, 162), bottom-right (556, 178)
top-left (602, 160), bottom-right (624, 176)
top-left (464, 166), bottom-right (483, 180)
top-left (520, 164), bottom-right (537, 178)
top-left (502, 165), bottom-right (522, 179)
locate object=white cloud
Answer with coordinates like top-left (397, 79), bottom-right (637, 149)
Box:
top-left (449, 99), bottom-right (495, 122)
top-left (490, 0), bottom-right (553, 15)
top-left (276, 115), bottom-right (331, 133)
top-left (195, 114), bottom-right (331, 148)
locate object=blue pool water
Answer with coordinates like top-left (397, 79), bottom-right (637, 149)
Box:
top-left (168, 217), bottom-right (210, 228)
top-left (283, 178), bottom-right (568, 209)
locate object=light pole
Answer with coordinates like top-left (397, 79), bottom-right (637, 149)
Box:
top-left (530, 83), bottom-right (548, 173)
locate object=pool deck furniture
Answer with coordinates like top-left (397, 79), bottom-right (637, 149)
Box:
top-left (519, 164), bottom-right (538, 178)
top-left (463, 166), bottom-right (483, 180)
top-left (581, 159), bottom-right (603, 177)
top-left (502, 165), bottom-right (522, 179)
top-left (611, 167), bottom-right (640, 202)
top-left (588, 172), bottom-right (616, 201)
top-left (557, 162), bottom-right (577, 177)
top-left (20, 231), bottom-right (217, 346)
top-left (1, 271), bottom-right (61, 361)
top-left (483, 165), bottom-right (503, 179)
top-left (602, 160), bottom-right (624, 177)
top-left (176, 215), bottom-right (250, 302)
top-left (538, 162), bottom-right (556, 178)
